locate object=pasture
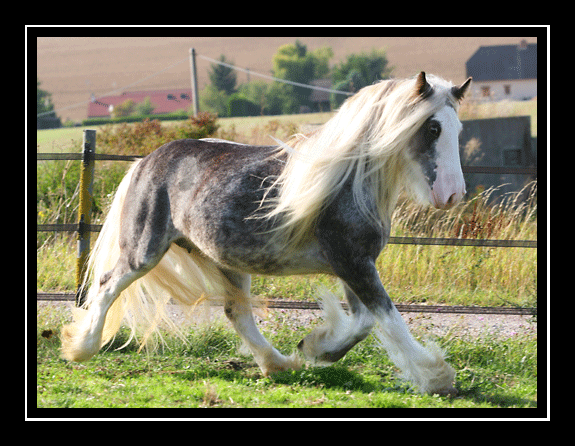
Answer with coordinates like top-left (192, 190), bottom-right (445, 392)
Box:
top-left (35, 101), bottom-right (536, 153)
top-left (37, 303), bottom-right (537, 409)
top-left (35, 108), bottom-right (538, 411)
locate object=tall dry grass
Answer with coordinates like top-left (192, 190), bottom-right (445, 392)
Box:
top-left (378, 182), bottom-right (537, 306)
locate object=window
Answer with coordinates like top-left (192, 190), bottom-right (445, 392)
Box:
top-left (504, 85), bottom-right (511, 96)
top-left (503, 148), bottom-right (522, 166)
top-left (481, 86), bottom-right (491, 97)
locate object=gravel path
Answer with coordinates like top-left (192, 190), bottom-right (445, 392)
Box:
top-left (38, 301), bottom-right (537, 340)
top-left (256, 308), bottom-right (537, 339)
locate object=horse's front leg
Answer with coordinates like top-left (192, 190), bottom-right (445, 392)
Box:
top-left (297, 283), bottom-right (375, 364)
top-left (333, 258), bottom-right (456, 395)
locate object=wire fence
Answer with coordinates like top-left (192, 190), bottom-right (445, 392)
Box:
top-left (36, 152), bottom-right (537, 249)
top-left (36, 152), bottom-right (538, 175)
top-left (35, 293), bottom-right (536, 316)
top-left (37, 222), bottom-right (536, 249)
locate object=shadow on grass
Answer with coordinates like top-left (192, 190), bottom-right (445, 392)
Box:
top-left (42, 322), bottom-right (537, 409)
top-left (268, 366), bottom-right (380, 394)
top-left (455, 382), bottom-right (537, 408)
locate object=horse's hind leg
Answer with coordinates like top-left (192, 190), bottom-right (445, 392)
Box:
top-left (61, 258), bottom-right (143, 361)
top-left (219, 269), bottom-right (302, 376)
top-left (61, 215), bottom-right (174, 362)
top-left (297, 283), bottom-right (375, 364)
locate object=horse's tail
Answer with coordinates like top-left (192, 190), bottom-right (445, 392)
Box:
top-left (69, 160), bottom-right (230, 357)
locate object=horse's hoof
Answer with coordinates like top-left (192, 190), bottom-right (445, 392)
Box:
top-left (435, 386), bottom-right (458, 397)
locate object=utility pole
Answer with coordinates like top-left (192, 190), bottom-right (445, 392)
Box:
top-left (189, 48), bottom-right (199, 116)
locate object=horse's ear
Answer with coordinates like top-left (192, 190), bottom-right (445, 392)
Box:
top-left (415, 71), bottom-right (433, 99)
top-left (452, 77), bottom-right (472, 102)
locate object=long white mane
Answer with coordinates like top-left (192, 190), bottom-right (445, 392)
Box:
top-left (263, 73), bottom-right (462, 248)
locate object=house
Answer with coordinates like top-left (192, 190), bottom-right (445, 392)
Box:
top-left (87, 88), bottom-right (193, 118)
top-left (466, 40), bottom-right (537, 101)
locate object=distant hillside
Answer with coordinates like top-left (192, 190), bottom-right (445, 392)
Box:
top-left (36, 36), bottom-right (537, 122)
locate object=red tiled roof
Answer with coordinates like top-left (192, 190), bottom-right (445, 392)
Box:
top-left (87, 89), bottom-right (193, 117)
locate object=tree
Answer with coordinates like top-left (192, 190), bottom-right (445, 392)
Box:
top-left (227, 93), bottom-right (259, 117)
top-left (199, 84), bottom-right (229, 117)
top-left (330, 49), bottom-right (393, 108)
top-left (37, 78), bottom-right (61, 129)
top-left (263, 82), bottom-right (293, 116)
top-left (134, 97), bottom-right (156, 115)
top-left (238, 81), bottom-right (268, 115)
top-left (37, 78), bottom-right (55, 115)
top-left (271, 40), bottom-right (333, 113)
top-left (209, 55), bottom-right (237, 95)
top-left (111, 99), bottom-right (136, 118)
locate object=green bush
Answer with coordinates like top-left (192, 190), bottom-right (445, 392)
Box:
top-left (82, 111), bottom-right (189, 126)
top-left (227, 93), bottom-right (260, 117)
top-left (97, 113), bottom-right (218, 156)
top-left (37, 113), bottom-right (219, 246)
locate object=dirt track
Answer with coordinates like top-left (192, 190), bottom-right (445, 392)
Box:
top-left (38, 301), bottom-right (537, 340)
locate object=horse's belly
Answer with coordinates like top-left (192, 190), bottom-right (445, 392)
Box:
top-left (211, 240), bottom-right (333, 276)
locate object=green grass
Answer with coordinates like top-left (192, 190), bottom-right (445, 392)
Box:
top-left (36, 304), bottom-right (537, 409)
top-left (36, 127), bottom-right (87, 153)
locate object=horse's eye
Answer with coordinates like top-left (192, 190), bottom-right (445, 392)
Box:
top-left (429, 122), bottom-right (441, 138)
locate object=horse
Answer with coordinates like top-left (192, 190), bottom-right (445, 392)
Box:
top-left (61, 72), bottom-right (471, 395)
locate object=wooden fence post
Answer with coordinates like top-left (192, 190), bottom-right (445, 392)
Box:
top-left (75, 129), bottom-right (96, 307)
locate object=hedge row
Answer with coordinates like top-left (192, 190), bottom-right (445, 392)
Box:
top-left (81, 111), bottom-right (191, 126)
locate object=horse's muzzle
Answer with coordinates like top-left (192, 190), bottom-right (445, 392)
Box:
top-left (430, 172), bottom-right (465, 210)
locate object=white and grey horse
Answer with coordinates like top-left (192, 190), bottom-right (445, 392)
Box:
top-left (61, 72), bottom-right (471, 395)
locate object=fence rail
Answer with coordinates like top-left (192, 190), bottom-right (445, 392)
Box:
top-left (36, 293), bottom-right (536, 316)
top-left (36, 223), bottom-right (536, 249)
top-left (37, 153), bottom-right (144, 162)
top-left (36, 152), bottom-right (538, 175)
top-left (37, 152), bottom-right (538, 249)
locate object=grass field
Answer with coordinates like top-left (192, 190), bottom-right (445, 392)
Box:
top-left (35, 101), bottom-right (537, 153)
top-left (36, 304), bottom-right (538, 410)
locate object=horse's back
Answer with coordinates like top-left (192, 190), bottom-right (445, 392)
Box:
top-left (122, 139), bottom-right (328, 275)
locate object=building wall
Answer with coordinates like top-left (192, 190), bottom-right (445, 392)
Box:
top-left (469, 79), bottom-right (537, 101)
top-left (460, 116), bottom-right (536, 199)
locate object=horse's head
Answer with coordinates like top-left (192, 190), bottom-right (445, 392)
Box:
top-left (407, 72), bottom-right (471, 210)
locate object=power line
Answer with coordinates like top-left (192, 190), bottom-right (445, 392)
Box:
top-left (198, 54), bottom-right (353, 97)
